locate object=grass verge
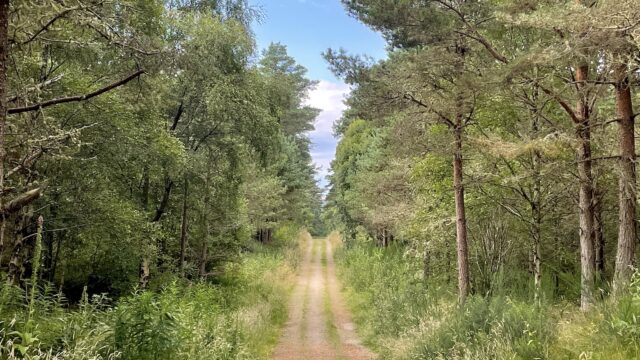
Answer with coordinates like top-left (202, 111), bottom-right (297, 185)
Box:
top-left (0, 232), bottom-right (301, 359)
top-left (335, 236), bottom-right (640, 360)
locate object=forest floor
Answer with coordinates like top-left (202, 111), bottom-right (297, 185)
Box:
top-left (272, 234), bottom-right (375, 360)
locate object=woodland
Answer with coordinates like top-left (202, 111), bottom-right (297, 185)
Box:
top-left (2, 0), bottom-right (640, 359)
top-left (0, 0), bottom-right (323, 358)
top-left (325, 0), bottom-right (640, 359)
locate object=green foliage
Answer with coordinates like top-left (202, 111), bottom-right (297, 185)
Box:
top-left (0, 243), bottom-right (297, 359)
top-left (1, 0), bottom-right (321, 303)
top-left (336, 236), bottom-right (640, 359)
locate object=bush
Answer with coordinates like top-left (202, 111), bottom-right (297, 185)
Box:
top-left (0, 241), bottom-right (297, 360)
top-left (336, 237), bottom-right (640, 360)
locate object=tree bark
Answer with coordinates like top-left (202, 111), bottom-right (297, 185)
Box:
top-left (613, 63), bottom-right (637, 296)
top-left (139, 176), bottom-right (173, 288)
top-left (575, 64), bottom-right (596, 310)
top-left (451, 35), bottom-right (470, 305)
top-left (594, 188), bottom-right (605, 281)
top-left (7, 213), bottom-right (27, 285)
top-left (0, 0), bottom-right (9, 259)
top-left (152, 176), bottom-right (173, 222)
top-left (453, 124), bottom-right (469, 304)
top-left (199, 172), bottom-right (211, 279)
top-left (179, 178), bottom-right (188, 275)
top-left (531, 166), bottom-right (542, 301)
top-left (529, 84), bottom-right (543, 301)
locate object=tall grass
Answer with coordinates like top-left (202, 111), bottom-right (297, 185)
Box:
top-left (335, 237), bottom-right (640, 359)
top-left (0, 230), bottom-right (300, 359)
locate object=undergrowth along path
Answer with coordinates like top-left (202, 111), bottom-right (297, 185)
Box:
top-left (273, 233), bottom-right (374, 360)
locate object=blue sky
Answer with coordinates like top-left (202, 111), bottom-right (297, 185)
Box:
top-left (249, 0), bottom-right (386, 190)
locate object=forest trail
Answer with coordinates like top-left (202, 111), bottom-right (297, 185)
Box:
top-left (272, 233), bottom-right (375, 360)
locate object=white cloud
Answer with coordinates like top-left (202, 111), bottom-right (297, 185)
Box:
top-left (306, 80), bottom-right (350, 137)
top-left (304, 80), bottom-right (351, 189)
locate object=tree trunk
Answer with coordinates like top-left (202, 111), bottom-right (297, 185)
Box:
top-left (199, 173), bottom-right (211, 279)
top-left (530, 84), bottom-right (543, 301)
top-left (452, 35), bottom-right (470, 304)
top-left (140, 176), bottom-right (173, 288)
top-left (49, 231), bottom-right (63, 282)
top-left (7, 213), bottom-right (27, 285)
top-left (613, 63), bottom-right (637, 296)
top-left (141, 167), bottom-right (150, 211)
top-left (43, 194), bottom-right (59, 281)
top-left (0, 0), bottom-right (10, 260)
top-left (7, 236), bottom-right (23, 285)
top-left (152, 176), bottom-right (173, 222)
top-left (139, 258), bottom-right (150, 289)
top-left (199, 238), bottom-right (207, 278)
top-left (594, 189), bottom-right (605, 281)
top-left (453, 124), bottom-right (469, 304)
top-left (179, 178), bottom-right (188, 275)
top-left (575, 64), bottom-right (596, 310)
top-left (531, 185), bottom-right (542, 301)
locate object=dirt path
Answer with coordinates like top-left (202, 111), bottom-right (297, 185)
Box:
top-left (273, 233), bottom-right (375, 360)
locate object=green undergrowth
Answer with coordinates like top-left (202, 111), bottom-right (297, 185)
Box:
top-left (335, 239), bottom-right (640, 359)
top-left (0, 229), bottom-right (301, 360)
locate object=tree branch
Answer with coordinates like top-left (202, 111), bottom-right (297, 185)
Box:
top-left (1, 188), bottom-right (43, 215)
top-left (403, 93), bottom-right (455, 127)
top-left (170, 102), bottom-right (183, 131)
top-left (454, 30), bottom-right (508, 64)
top-left (538, 85), bottom-right (580, 123)
top-left (20, 6), bottom-right (82, 45)
top-left (8, 70), bottom-right (144, 114)
top-left (152, 177), bottom-right (173, 222)
top-left (5, 148), bottom-right (44, 179)
top-left (8, 74), bottom-right (65, 103)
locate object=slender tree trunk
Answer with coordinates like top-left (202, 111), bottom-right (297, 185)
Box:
top-left (179, 178), bottom-right (188, 276)
top-left (575, 64), bottom-right (596, 310)
top-left (44, 230), bottom-right (53, 280)
top-left (0, 0), bottom-right (10, 261)
top-left (199, 173), bottom-right (211, 279)
top-left (613, 63), bottom-right (637, 296)
top-left (49, 231), bottom-right (63, 282)
top-left (199, 239), bottom-right (207, 278)
top-left (531, 185), bottom-right (542, 301)
top-left (530, 84), bottom-right (543, 301)
top-left (451, 36), bottom-right (470, 304)
top-left (141, 167), bottom-right (150, 211)
top-left (139, 258), bottom-right (150, 289)
top-left (594, 189), bottom-right (605, 281)
top-left (43, 195), bottom-right (58, 280)
top-left (577, 125), bottom-right (595, 310)
top-left (453, 124), bottom-right (469, 304)
top-left (139, 176), bottom-right (173, 288)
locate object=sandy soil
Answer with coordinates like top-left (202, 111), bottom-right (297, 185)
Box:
top-left (272, 234), bottom-right (375, 360)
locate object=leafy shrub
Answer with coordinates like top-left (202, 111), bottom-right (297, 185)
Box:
top-left (336, 238), bottom-right (640, 360)
top-left (0, 241), bottom-right (297, 360)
